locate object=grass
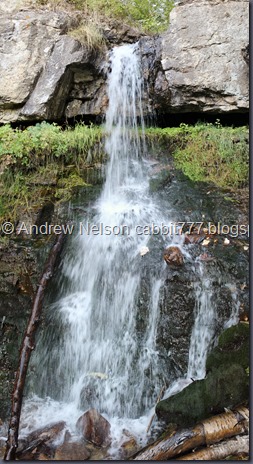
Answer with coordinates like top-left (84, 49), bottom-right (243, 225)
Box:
top-left (34, 0), bottom-right (174, 34)
top-left (0, 120), bottom-right (249, 222)
top-left (68, 22), bottom-right (105, 49)
top-left (145, 122), bottom-right (249, 189)
top-left (0, 122), bottom-right (103, 221)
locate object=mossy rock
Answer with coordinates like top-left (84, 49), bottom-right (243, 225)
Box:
top-left (156, 363), bottom-right (248, 427)
top-left (206, 322), bottom-right (249, 372)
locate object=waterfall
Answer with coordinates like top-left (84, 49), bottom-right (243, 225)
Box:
top-left (19, 43), bottom-right (241, 453)
top-left (22, 43), bottom-right (174, 442)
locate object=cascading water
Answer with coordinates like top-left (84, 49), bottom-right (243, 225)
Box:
top-left (187, 264), bottom-right (215, 380)
top-left (18, 42), bottom-right (242, 456)
top-left (22, 43), bottom-right (177, 446)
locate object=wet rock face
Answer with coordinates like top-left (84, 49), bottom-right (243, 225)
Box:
top-left (54, 441), bottom-right (91, 460)
top-left (139, 36), bottom-right (170, 115)
top-left (160, 0), bottom-right (249, 113)
top-left (156, 270), bottom-right (195, 377)
top-left (0, 242), bottom-right (40, 420)
top-left (16, 421), bottom-right (66, 460)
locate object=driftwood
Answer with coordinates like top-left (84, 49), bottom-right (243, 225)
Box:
top-left (132, 406), bottom-right (249, 460)
top-left (176, 434), bottom-right (249, 460)
top-left (4, 233), bottom-right (65, 461)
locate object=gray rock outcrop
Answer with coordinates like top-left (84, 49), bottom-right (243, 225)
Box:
top-left (0, 0), bottom-right (109, 123)
top-left (0, 0), bottom-right (249, 123)
top-left (0, 3), bottom-right (74, 122)
top-left (160, 0), bottom-right (249, 113)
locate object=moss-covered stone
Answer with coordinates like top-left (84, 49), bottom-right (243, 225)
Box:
top-left (206, 322), bottom-right (249, 372)
top-left (156, 323), bottom-right (249, 427)
top-left (156, 363), bottom-right (249, 427)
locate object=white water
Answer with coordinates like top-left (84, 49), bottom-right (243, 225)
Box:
top-left (20, 43), bottom-right (181, 449)
top-left (187, 264), bottom-right (215, 380)
top-left (18, 43), bottom-right (240, 454)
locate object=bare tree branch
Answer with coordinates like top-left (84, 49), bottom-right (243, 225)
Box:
top-left (4, 233), bottom-right (65, 461)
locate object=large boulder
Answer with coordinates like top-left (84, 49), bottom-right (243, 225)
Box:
top-left (160, 0), bottom-right (249, 113)
top-left (0, 2), bottom-right (75, 123)
top-left (0, 0), bottom-right (108, 123)
top-left (156, 322), bottom-right (249, 427)
top-left (156, 363), bottom-right (248, 427)
top-left (0, 0), bottom-right (144, 123)
top-left (76, 408), bottom-right (111, 447)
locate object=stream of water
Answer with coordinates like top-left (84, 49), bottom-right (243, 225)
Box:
top-left (18, 43), bottom-right (241, 457)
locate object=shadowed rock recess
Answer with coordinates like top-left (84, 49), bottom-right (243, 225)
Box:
top-left (0, 0), bottom-right (249, 123)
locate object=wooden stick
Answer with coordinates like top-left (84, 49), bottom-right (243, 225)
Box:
top-left (4, 233), bottom-right (65, 461)
top-left (132, 406), bottom-right (249, 460)
top-left (146, 385), bottom-right (166, 434)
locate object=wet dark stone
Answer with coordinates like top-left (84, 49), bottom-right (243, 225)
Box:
top-left (76, 408), bottom-right (111, 447)
top-left (163, 246), bottom-right (184, 266)
top-left (156, 363), bottom-right (249, 427)
top-left (156, 322), bottom-right (249, 427)
top-left (206, 322), bottom-right (249, 373)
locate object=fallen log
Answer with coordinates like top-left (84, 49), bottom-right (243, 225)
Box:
top-left (176, 434), bottom-right (249, 460)
top-left (4, 233), bottom-right (65, 461)
top-left (132, 406), bottom-right (249, 460)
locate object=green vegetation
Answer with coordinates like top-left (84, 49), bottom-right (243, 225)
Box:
top-left (0, 122), bottom-right (103, 220)
top-left (145, 122), bottom-right (249, 189)
top-left (0, 121), bottom-right (249, 222)
top-left (36, 0), bottom-right (174, 34)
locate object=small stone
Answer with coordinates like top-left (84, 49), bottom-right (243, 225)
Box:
top-left (163, 246), bottom-right (184, 266)
top-left (201, 238), bottom-right (210, 246)
top-left (224, 238), bottom-right (230, 245)
top-left (120, 436), bottom-right (139, 459)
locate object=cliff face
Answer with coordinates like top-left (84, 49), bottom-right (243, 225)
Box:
top-left (160, 0), bottom-right (249, 113)
top-left (0, 0), bottom-right (249, 123)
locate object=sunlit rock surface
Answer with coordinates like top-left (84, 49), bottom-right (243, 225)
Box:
top-left (161, 0), bottom-right (249, 113)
